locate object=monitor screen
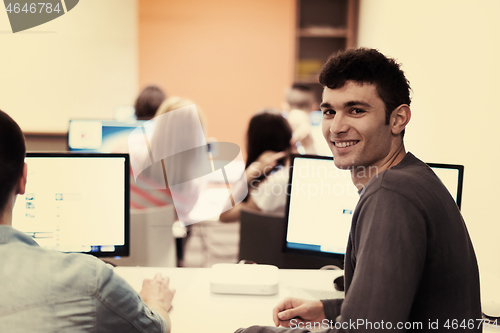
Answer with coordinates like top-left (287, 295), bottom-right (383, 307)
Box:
top-left (284, 155), bottom-right (464, 259)
top-left (12, 153), bottom-right (130, 258)
top-left (285, 155), bottom-right (357, 259)
top-left (68, 119), bottom-right (147, 153)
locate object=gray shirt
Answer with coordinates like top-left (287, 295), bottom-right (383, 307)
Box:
top-left (236, 153), bottom-right (481, 332)
top-left (0, 226), bottom-right (167, 332)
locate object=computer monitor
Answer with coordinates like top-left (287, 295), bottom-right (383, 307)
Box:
top-left (12, 153), bottom-right (130, 258)
top-left (284, 154), bottom-right (465, 259)
top-left (427, 163), bottom-right (464, 209)
top-left (68, 119), bottom-right (147, 153)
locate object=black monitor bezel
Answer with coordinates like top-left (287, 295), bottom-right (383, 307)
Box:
top-left (427, 162), bottom-right (464, 210)
top-left (22, 152), bottom-right (130, 258)
top-left (283, 154), bottom-right (345, 261)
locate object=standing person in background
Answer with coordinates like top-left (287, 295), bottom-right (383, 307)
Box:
top-left (131, 96), bottom-right (210, 267)
top-left (130, 96), bottom-right (209, 217)
top-left (142, 96), bottom-right (208, 222)
top-left (220, 109), bottom-right (294, 222)
top-left (134, 85), bottom-right (166, 120)
top-left (283, 83), bottom-right (318, 154)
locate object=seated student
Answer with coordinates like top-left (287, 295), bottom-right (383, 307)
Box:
top-left (134, 85), bottom-right (167, 120)
top-left (0, 110), bottom-right (175, 332)
top-left (220, 109), bottom-right (293, 222)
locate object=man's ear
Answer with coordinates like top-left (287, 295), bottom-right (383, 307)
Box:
top-left (390, 104), bottom-right (411, 136)
top-left (17, 163), bottom-right (27, 195)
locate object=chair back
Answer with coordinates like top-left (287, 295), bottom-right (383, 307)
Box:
top-left (107, 205), bottom-right (176, 267)
top-left (238, 208), bottom-right (286, 268)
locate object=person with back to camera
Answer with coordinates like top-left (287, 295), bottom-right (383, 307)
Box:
top-left (219, 109), bottom-right (294, 222)
top-left (130, 96), bottom-right (213, 267)
top-left (234, 48), bottom-right (481, 332)
top-left (0, 110), bottom-right (175, 332)
top-left (134, 85), bottom-right (167, 120)
top-left (133, 96), bottom-right (209, 222)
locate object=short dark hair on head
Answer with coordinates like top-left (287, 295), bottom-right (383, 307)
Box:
top-left (134, 85), bottom-right (166, 120)
top-left (319, 48), bottom-right (411, 125)
top-left (245, 109), bottom-right (292, 170)
top-left (0, 110), bottom-right (26, 214)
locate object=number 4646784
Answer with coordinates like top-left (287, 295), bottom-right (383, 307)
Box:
top-left (6, 3), bottom-right (61, 14)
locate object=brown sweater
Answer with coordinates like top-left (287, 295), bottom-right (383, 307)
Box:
top-left (236, 153), bottom-right (481, 332)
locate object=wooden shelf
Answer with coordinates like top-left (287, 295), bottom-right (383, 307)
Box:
top-left (294, 0), bottom-right (359, 88)
top-left (295, 75), bottom-right (321, 84)
top-left (298, 27), bottom-right (348, 38)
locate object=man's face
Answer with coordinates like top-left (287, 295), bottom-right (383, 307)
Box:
top-left (321, 81), bottom-right (394, 171)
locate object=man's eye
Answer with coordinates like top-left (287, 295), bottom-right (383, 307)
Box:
top-left (323, 109), bottom-right (335, 116)
top-left (351, 108), bottom-right (365, 114)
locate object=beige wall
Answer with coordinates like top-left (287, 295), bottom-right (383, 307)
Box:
top-left (138, 0), bottom-right (296, 153)
top-left (0, 0), bottom-right (138, 133)
top-left (358, 0), bottom-right (500, 280)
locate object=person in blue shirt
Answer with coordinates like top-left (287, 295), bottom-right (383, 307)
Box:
top-left (0, 109), bottom-right (175, 333)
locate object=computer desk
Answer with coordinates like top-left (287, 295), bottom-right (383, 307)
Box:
top-left (114, 267), bottom-right (344, 333)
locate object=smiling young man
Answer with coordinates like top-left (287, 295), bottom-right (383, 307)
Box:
top-left (235, 48), bottom-right (481, 332)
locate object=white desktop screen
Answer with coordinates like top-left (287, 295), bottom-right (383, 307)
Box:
top-left (12, 153), bottom-right (130, 257)
top-left (68, 119), bottom-right (147, 153)
top-left (285, 155), bottom-right (464, 257)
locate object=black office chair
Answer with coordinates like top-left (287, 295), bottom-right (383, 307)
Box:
top-left (238, 208), bottom-right (287, 268)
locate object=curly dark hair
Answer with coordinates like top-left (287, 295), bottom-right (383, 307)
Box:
top-left (0, 110), bottom-right (26, 215)
top-left (319, 48), bottom-right (411, 134)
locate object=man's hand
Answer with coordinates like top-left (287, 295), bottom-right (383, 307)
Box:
top-left (140, 273), bottom-right (175, 318)
top-left (272, 297), bottom-right (326, 327)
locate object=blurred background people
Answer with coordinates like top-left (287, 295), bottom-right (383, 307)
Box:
top-left (134, 85), bottom-right (167, 120)
top-left (132, 96), bottom-right (208, 223)
top-left (282, 83), bottom-right (317, 155)
top-left (220, 109), bottom-right (294, 222)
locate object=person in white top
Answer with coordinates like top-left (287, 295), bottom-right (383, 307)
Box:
top-left (220, 109), bottom-right (294, 222)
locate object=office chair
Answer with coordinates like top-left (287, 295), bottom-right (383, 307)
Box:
top-left (182, 218), bottom-right (240, 267)
top-left (238, 208), bottom-right (286, 268)
top-left (107, 205), bottom-right (176, 267)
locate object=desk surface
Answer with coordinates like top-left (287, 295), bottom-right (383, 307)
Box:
top-left (115, 267), bottom-right (344, 333)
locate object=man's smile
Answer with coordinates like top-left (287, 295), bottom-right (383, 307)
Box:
top-left (333, 140), bottom-right (359, 148)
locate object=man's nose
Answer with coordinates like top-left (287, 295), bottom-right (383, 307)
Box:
top-left (329, 113), bottom-right (349, 135)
